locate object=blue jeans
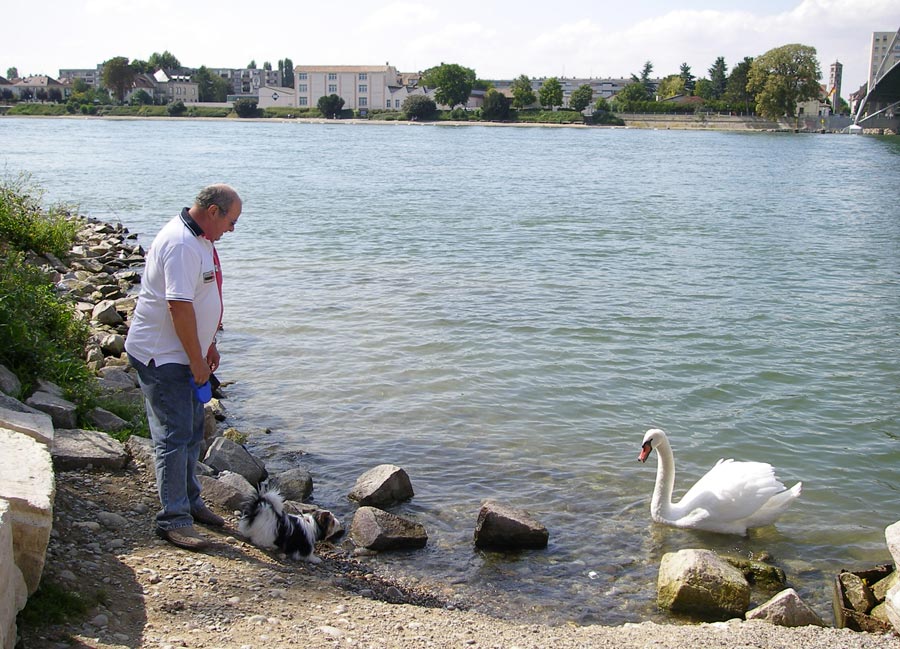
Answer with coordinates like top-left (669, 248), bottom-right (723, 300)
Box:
top-left (128, 354), bottom-right (205, 531)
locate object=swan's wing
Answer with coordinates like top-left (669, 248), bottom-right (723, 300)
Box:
top-left (675, 459), bottom-right (787, 524)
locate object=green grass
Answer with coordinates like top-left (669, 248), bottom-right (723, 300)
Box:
top-left (6, 104), bottom-right (68, 116)
top-left (17, 581), bottom-right (92, 629)
top-left (0, 175), bottom-right (97, 404)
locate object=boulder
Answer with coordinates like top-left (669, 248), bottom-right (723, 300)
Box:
top-left (886, 582), bottom-right (900, 633)
top-left (0, 406), bottom-right (54, 446)
top-left (0, 428), bottom-right (55, 594)
top-left (745, 588), bottom-right (826, 627)
top-left (0, 365), bottom-right (21, 398)
top-left (92, 300), bottom-right (123, 326)
top-left (99, 333), bottom-right (126, 357)
top-left (350, 506), bottom-right (427, 551)
top-left (657, 549), bottom-right (751, 621)
top-left (125, 436), bottom-right (155, 468)
top-left (873, 570), bottom-right (899, 601)
top-left (722, 555), bottom-right (786, 592)
top-left (199, 472), bottom-right (255, 511)
top-left (85, 407), bottom-right (129, 433)
top-left (348, 464), bottom-right (414, 508)
top-left (887, 521), bottom-right (900, 567)
top-left (0, 500), bottom-right (28, 649)
top-left (52, 429), bottom-right (129, 470)
top-left (0, 394), bottom-right (44, 417)
top-left (839, 571), bottom-right (878, 613)
top-left (25, 391), bottom-right (77, 429)
top-left (474, 500), bottom-right (549, 551)
top-left (274, 467), bottom-right (314, 502)
top-left (203, 437), bottom-right (267, 486)
top-left (96, 368), bottom-right (136, 392)
top-left (33, 380), bottom-right (64, 397)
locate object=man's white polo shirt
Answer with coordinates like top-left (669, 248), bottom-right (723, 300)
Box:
top-left (125, 211), bottom-right (221, 366)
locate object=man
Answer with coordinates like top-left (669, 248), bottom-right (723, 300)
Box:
top-left (126, 184), bottom-right (242, 551)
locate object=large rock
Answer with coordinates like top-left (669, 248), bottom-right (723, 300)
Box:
top-left (887, 521), bottom-right (900, 567)
top-left (274, 467), bottom-right (313, 502)
top-left (657, 549), bottom-right (751, 621)
top-left (350, 506), bottom-right (427, 551)
top-left (0, 428), bottom-right (55, 595)
top-left (25, 391), bottom-right (77, 429)
top-left (199, 472), bottom-right (255, 511)
top-left (92, 299), bottom-right (123, 325)
top-left (348, 464), bottom-right (414, 508)
top-left (722, 555), bottom-right (786, 592)
top-left (203, 437), bottom-right (267, 486)
top-left (745, 588), bottom-right (826, 627)
top-left (839, 571), bottom-right (878, 613)
top-left (886, 582), bottom-right (900, 633)
top-left (0, 406), bottom-right (54, 446)
top-left (474, 500), bottom-right (549, 550)
top-left (0, 394), bottom-right (43, 417)
top-left (0, 499), bottom-right (28, 649)
top-left (52, 428), bottom-right (129, 470)
top-left (96, 367), bottom-right (136, 391)
top-left (85, 407), bottom-right (129, 433)
top-left (125, 435), bottom-right (155, 468)
top-left (0, 365), bottom-right (21, 398)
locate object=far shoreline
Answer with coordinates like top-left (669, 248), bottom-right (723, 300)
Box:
top-left (1, 111), bottom-right (810, 132)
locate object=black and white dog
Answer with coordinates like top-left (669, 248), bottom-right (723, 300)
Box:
top-left (238, 488), bottom-right (341, 563)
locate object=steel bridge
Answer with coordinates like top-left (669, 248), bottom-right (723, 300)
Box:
top-left (855, 30), bottom-right (900, 131)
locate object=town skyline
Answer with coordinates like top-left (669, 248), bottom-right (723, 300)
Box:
top-left (4, 0), bottom-right (897, 98)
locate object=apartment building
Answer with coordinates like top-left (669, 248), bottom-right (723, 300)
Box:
top-left (294, 65), bottom-right (406, 110)
top-left (58, 68), bottom-right (100, 87)
top-left (210, 67), bottom-right (282, 96)
top-left (868, 29), bottom-right (900, 90)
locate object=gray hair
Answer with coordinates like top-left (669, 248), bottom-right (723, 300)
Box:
top-left (195, 184), bottom-right (239, 213)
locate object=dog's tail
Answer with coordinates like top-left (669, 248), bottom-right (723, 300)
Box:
top-left (240, 482), bottom-right (285, 517)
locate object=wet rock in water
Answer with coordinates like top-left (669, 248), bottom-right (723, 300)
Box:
top-left (473, 500), bottom-right (548, 551)
top-left (722, 554), bottom-right (786, 592)
top-left (350, 506), bottom-right (427, 551)
top-left (745, 588), bottom-right (826, 627)
top-left (274, 467), bottom-right (313, 502)
top-left (657, 549), bottom-right (750, 621)
top-left (840, 571), bottom-right (878, 614)
top-left (203, 437), bottom-right (267, 486)
top-left (348, 464), bottom-right (414, 508)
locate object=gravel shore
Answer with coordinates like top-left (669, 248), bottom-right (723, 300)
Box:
top-left (16, 460), bottom-right (898, 649)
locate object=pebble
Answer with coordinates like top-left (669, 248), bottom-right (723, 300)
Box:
top-left (90, 613), bottom-right (109, 627)
top-left (97, 511), bottom-right (129, 529)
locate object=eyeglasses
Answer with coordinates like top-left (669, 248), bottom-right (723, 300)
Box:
top-left (215, 204), bottom-right (237, 227)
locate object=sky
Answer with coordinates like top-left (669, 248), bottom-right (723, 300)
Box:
top-left (4, 0), bottom-right (898, 100)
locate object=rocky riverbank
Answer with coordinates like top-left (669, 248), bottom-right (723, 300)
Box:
top-left (6, 213), bottom-right (900, 648)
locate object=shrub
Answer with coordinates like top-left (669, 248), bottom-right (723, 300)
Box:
top-left (233, 98), bottom-right (259, 118)
top-left (482, 89), bottom-right (511, 120)
top-left (167, 100), bottom-right (186, 116)
top-left (317, 94), bottom-right (345, 118)
top-left (402, 95), bottom-right (436, 120)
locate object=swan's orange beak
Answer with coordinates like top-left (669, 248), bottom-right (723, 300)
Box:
top-left (638, 441), bottom-right (652, 463)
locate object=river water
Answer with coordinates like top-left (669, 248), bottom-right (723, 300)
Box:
top-left (2, 117), bottom-right (899, 625)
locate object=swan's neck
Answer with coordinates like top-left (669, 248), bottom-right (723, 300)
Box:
top-left (651, 438), bottom-right (676, 522)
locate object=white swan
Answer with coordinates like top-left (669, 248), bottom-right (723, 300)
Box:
top-left (638, 428), bottom-right (802, 536)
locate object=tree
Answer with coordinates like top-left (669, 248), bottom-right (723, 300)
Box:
top-left (194, 66), bottom-right (230, 102)
top-left (148, 51), bottom-right (180, 72)
top-left (263, 61), bottom-right (272, 71)
top-left (481, 89), bottom-right (511, 120)
top-left (694, 78), bottom-right (714, 100)
top-left (631, 61), bottom-right (655, 96)
top-left (510, 74), bottom-right (536, 109)
top-left (725, 57), bottom-right (755, 113)
top-left (279, 58), bottom-right (295, 88)
top-left (708, 56), bottom-right (727, 99)
top-left (317, 94), bottom-right (345, 118)
top-left (72, 78), bottom-right (89, 93)
top-left (233, 98), bottom-right (259, 117)
top-left (538, 77), bottom-right (563, 109)
top-left (679, 63), bottom-right (695, 94)
top-left (131, 59), bottom-right (150, 74)
top-left (747, 44), bottom-right (821, 119)
top-left (48, 87), bottom-right (63, 103)
top-left (615, 81), bottom-right (651, 107)
top-left (101, 56), bottom-right (135, 103)
top-left (420, 63), bottom-right (475, 109)
top-left (569, 84), bottom-right (593, 112)
top-left (594, 97), bottom-right (611, 112)
top-left (656, 75), bottom-right (685, 99)
top-left (6, 67), bottom-right (18, 79)
top-left (247, 60), bottom-right (257, 70)
top-left (130, 89), bottom-right (152, 105)
top-left (402, 94), bottom-right (436, 119)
